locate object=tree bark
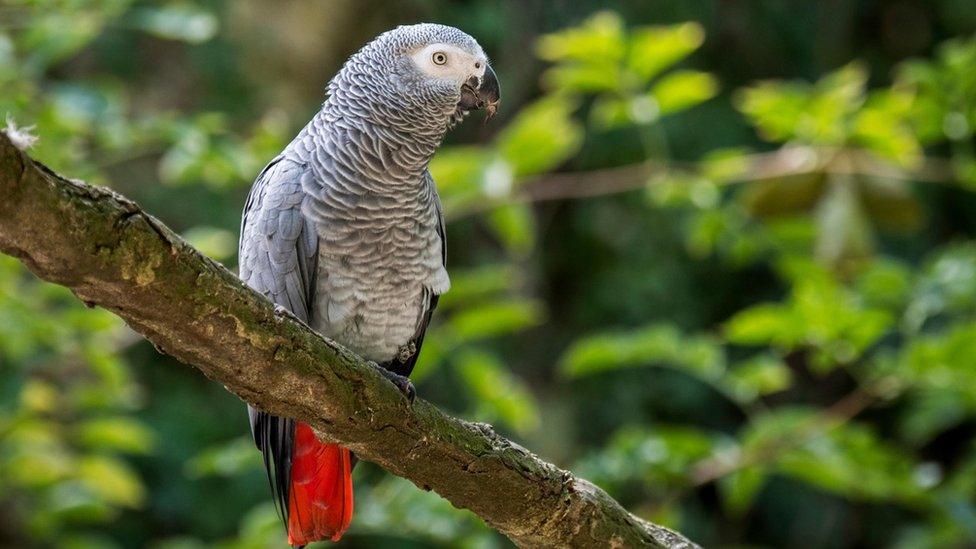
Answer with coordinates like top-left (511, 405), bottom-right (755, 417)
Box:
top-left (0, 133), bottom-right (699, 549)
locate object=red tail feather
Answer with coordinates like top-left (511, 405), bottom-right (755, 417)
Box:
top-left (287, 422), bottom-right (353, 546)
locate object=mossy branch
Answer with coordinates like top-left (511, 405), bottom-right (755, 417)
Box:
top-left (0, 133), bottom-right (699, 549)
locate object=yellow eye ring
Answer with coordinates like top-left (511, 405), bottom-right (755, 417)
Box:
top-left (432, 52), bottom-right (447, 65)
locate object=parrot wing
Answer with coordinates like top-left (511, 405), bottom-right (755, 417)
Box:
top-left (239, 155), bottom-right (319, 523)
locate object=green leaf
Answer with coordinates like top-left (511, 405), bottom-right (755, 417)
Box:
top-left (735, 82), bottom-right (810, 142)
top-left (429, 146), bottom-right (490, 194)
top-left (741, 409), bottom-right (923, 503)
top-left (186, 437), bottom-right (262, 478)
top-left (78, 456), bottom-right (146, 508)
top-left (725, 263), bottom-right (893, 366)
top-left (182, 227), bottom-right (236, 261)
top-left (576, 425), bottom-right (720, 493)
top-left (445, 299), bottom-right (545, 342)
top-left (496, 97), bottom-right (583, 176)
top-left (436, 264), bottom-right (524, 309)
top-left (542, 64), bottom-right (624, 93)
top-left (590, 96), bottom-right (655, 130)
top-left (456, 350), bottom-right (540, 434)
top-left (894, 321), bottom-right (976, 398)
top-left (649, 70), bottom-right (719, 115)
top-left (486, 203), bottom-right (536, 257)
top-left (75, 417), bottom-right (156, 455)
top-left (560, 324), bottom-right (725, 380)
top-left (722, 355), bottom-right (793, 403)
top-left (718, 466), bottom-right (767, 516)
top-left (536, 11), bottom-right (626, 64)
top-left (627, 22), bottom-right (706, 82)
top-left (736, 63), bottom-right (868, 146)
top-left (724, 303), bottom-right (799, 347)
top-left (133, 5), bottom-right (219, 44)
top-left (852, 89), bottom-right (921, 166)
top-left (855, 258), bottom-right (912, 312)
top-left (904, 244), bottom-right (976, 331)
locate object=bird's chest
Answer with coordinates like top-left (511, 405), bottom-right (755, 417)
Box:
top-left (310, 213), bottom-right (447, 363)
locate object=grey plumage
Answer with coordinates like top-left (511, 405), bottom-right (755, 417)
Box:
top-left (237, 23), bottom-right (499, 537)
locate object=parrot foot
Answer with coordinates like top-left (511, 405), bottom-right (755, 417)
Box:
top-left (369, 362), bottom-right (416, 404)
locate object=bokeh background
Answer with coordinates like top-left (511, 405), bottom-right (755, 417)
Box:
top-left (4, 1), bottom-right (976, 547)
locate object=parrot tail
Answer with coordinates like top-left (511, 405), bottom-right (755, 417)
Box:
top-left (286, 422), bottom-right (354, 546)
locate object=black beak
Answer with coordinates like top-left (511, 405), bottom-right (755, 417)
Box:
top-left (459, 64), bottom-right (501, 122)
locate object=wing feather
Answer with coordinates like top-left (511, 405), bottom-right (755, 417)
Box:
top-left (239, 156), bottom-right (318, 524)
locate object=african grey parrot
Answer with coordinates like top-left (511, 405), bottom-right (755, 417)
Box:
top-left (237, 24), bottom-right (499, 546)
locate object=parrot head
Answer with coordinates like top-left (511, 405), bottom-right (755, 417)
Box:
top-left (326, 23), bottom-right (500, 136)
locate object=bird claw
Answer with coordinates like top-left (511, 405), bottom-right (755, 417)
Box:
top-left (369, 362), bottom-right (416, 404)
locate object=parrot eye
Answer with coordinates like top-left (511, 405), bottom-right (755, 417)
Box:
top-left (432, 52), bottom-right (448, 65)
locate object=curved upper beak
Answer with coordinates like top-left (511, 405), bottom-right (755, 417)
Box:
top-left (459, 63), bottom-right (501, 122)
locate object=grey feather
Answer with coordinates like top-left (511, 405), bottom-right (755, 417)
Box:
top-left (239, 23), bottom-right (490, 539)
top-left (239, 156), bottom-right (318, 524)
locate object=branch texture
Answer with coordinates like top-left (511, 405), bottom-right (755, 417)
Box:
top-left (0, 133), bottom-right (699, 549)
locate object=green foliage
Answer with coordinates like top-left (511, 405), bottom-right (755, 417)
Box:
top-left (5, 2), bottom-right (976, 548)
top-left (538, 12), bottom-right (717, 130)
top-left (559, 323), bottom-right (724, 381)
top-left (725, 259), bottom-right (894, 369)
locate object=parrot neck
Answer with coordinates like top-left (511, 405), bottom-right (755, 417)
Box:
top-left (321, 75), bottom-right (454, 160)
top-left (300, 110), bottom-right (441, 190)
top-left (315, 108), bottom-right (446, 179)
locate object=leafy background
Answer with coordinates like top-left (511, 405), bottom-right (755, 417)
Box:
top-left (3, 0), bottom-right (976, 547)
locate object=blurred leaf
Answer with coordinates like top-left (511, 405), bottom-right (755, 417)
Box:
top-left (78, 456), bottom-right (145, 508)
top-left (182, 227), bottom-right (236, 261)
top-left (445, 299), bottom-right (545, 342)
top-left (186, 436), bottom-right (261, 478)
top-left (591, 95), bottom-right (658, 129)
top-left (576, 425), bottom-right (721, 493)
top-left (133, 5), bottom-right (219, 44)
top-left (75, 417), bottom-right (156, 455)
top-left (537, 11), bottom-right (626, 65)
top-left (437, 264), bottom-right (524, 309)
top-left (737, 63), bottom-right (870, 146)
top-left (904, 244), bottom-right (976, 331)
top-left (722, 355), bottom-right (793, 403)
top-left (725, 264), bottom-right (893, 368)
top-left (893, 321), bottom-right (976, 400)
top-left (898, 390), bottom-right (969, 445)
top-left (852, 89), bottom-right (922, 166)
top-left (897, 34), bottom-right (976, 144)
top-left (650, 70), bottom-right (718, 115)
top-left (430, 146), bottom-right (492, 213)
top-left (741, 408), bottom-right (923, 502)
top-left (542, 63), bottom-right (623, 93)
top-left (20, 379), bottom-right (58, 414)
top-left (855, 257), bottom-right (913, 312)
top-left (724, 303), bottom-right (798, 347)
top-left (456, 350), bottom-right (540, 434)
top-left (627, 22), bottom-right (706, 83)
top-left (496, 96), bottom-right (583, 176)
top-left (18, 4), bottom-right (130, 70)
top-left (718, 465), bottom-right (767, 516)
top-left (354, 475), bottom-right (494, 546)
top-left (486, 203), bottom-right (535, 257)
top-left (560, 324), bottom-right (725, 380)
top-left (736, 82), bottom-right (810, 142)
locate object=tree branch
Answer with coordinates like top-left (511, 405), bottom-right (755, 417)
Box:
top-left (0, 133), bottom-right (699, 549)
